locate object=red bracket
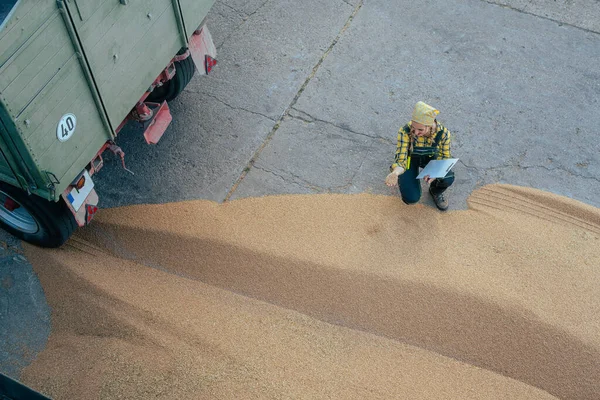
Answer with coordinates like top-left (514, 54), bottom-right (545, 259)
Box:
top-left (131, 102), bottom-right (153, 122)
top-left (88, 141), bottom-right (134, 176)
top-left (141, 101), bottom-right (173, 145)
top-left (108, 142), bottom-right (134, 175)
top-left (88, 142), bottom-right (112, 176)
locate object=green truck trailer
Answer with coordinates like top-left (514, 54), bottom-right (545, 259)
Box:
top-left (0, 0), bottom-right (217, 247)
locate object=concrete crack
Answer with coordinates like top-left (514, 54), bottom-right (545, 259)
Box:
top-left (216, 0), bottom-right (271, 51)
top-left (289, 107), bottom-right (385, 141)
top-left (201, 92), bottom-right (276, 121)
top-left (340, 0), bottom-right (354, 8)
top-left (481, 0), bottom-right (600, 35)
top-left (282, 1), bottom-right (364, 117)
top-left (349, 140), bottom-right (374, 185)
top-left (214, 9), bottom-right (231, 20)
top-left (221, 2), bottom-right (247, 18)
top-left (223, 1), bottom-right (365, 202)
top-left (458, 160), bottom-right (482, 172)
top-left (253, 165), bottom-right (323, 191)
top-left (246, 0), bottom-right (270, 18)
top-left (288, 108), bottom-right (315, 123)
top-left (461, 161), bottom-right (600, 183)
top-left (517, 164), bottom-right (600, 182)
top-left (255, 164), bottom-right (354, 193)
top-left (577, 174), bottom-right (600, 183)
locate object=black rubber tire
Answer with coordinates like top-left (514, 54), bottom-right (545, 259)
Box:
top-left (146, 54), bottom-right (196, 103)
top-left (0, 182), bottom-right (77, 248)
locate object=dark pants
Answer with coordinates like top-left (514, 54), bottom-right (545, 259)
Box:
top-left (398, 156), bottom-right (455, 204)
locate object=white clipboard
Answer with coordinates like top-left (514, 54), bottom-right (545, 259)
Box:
top-left (416, 158), bottom-right (459, 179)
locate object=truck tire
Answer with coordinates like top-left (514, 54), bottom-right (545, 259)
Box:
top-left (147, 55), bottom-right (196, 103)
top-left (0, 182), bottom-right (76, 248)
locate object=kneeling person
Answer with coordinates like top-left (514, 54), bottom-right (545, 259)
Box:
top-left (385, 101), bottom-right (455, 210)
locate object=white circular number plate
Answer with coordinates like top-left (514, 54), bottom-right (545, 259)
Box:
top-left (57, 113), bottom-right (77, 142)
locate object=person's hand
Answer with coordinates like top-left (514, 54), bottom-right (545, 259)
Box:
top-left (385, 167), bottom-right (405, 187)
top-left (424, 175), bottom-right (435, 184)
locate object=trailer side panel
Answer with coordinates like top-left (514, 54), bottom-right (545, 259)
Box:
top-left (0, 1), bottom-right (112, 199)
top-left (63, 0), bottom-right (186, 130)
top-left (177, 0), bottom-right (216, 38)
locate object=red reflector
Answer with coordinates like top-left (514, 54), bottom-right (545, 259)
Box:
top-left (205, 55), bottom-right (217, 74)
top-left (4, 197), bottom-right (19, 212)
top-left (75, 176), bottom-right (86, 190)
top-left (85, 204), bottom-right (98, 225)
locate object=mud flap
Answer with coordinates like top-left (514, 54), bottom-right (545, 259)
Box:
top-left (62, 174), bottom-right (99, 228)
top-left (142, 101), bottom-right (173, 144)
top-left (189, 26), bottom-right (217, 75)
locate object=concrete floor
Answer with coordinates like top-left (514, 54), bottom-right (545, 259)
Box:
top-left (1, 0), bottom-right (599, 382)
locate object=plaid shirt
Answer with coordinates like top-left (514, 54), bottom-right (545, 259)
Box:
top-left (390, 121), bottom-right (452, 171)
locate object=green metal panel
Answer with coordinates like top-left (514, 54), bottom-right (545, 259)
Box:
top-left (67, 0), bottom-right (103, 22)
top-left (0, 12), bottom-right (64, 98)
top-left (0, 152), bottom-right (17, 186)
top-left (0, 1), bottom-right (112, 200)
top-left (0, 101), bottom-right (43, 195)
top-left (0, 0), bottom-right (218, 203)
top-left (0, 121), bottom-right (19, 188)
top-left (19, 55), bottom-right (110, 188)
top-left (0, 1), bottom-right (56, 67)
top-left (63, 0), bottom-right (186, 129)
top-left (177, 0), bottom-right (216, 38)
top-left (0, 1), bottom-right (59, 199)
top-left (1, 16), bottom-right (73, 117)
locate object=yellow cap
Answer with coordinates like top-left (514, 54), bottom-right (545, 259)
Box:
top-left (411, 101), bottom-right (439, 126)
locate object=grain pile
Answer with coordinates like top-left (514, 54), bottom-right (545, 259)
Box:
top-left (21, 184), bottom-right (600, 399)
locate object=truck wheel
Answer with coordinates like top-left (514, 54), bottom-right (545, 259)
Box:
top-left (0, 182), bottom-right (76, 248)
top-left (147, 55), bottom-right (196, 103)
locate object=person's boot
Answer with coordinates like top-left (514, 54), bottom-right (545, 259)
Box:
top-left (429, 187), bottom-right (449, 211)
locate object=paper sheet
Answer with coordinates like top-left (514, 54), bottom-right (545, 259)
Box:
top-left (416, 158), bottom-right (459, 179)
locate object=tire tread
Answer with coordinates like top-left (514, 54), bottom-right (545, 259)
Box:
top-left (146, 54), bottom-right (196, 103)
top-left (0, 182), bottom-right (77, 248)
